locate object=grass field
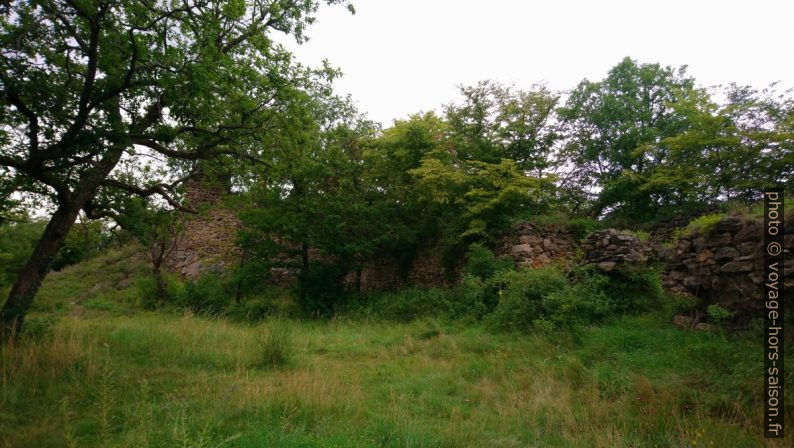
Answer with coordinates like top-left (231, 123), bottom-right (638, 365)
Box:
top-left (0, 248), bottom-right (790, 447)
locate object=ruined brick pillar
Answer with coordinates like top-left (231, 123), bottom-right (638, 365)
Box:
top-left (164, 171), bottom-right (241, 279)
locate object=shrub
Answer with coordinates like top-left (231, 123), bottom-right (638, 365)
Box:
top-left (488, 266), bottom-right (568, 331)
top-left (227, 288), bottom-right (299, 321)
top-left (298, 263), bottom-right (348, 316)
top-left (706, 304), bottom-right (734, 324)
top-left (448, 274), bottom-right (489, 319)
top-left (672, 213), bottom-right (725, 240)
top-left (176, 272), bottom-right (234, 315)
top-left (364, 288), bottom-right (454, 322)
top-left (669, 293), bottom-right (698, 314)
top-left (136, 273), bottom-right (184, 310)
top-left (463, 243), bottom-right (512, 281)
top-left (566, 217), bottom-right (603, 241)
top-left (257, 321), bottom-right (293, 369)
top-left (552, 264), bottom-right (663, 324)
top-left (542, 282), bottom-right (614, 325)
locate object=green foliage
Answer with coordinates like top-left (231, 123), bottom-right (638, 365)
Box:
top-left (462, 243), bottom-right (513, 281)
top-left (669, 293), bottom-right (699, 314)
top-left (0, 0), bottom-right (356, 327)
top-left (298, 263), bottom-right (349, 316)
top-left (0, 220), bottom-right (110, 288)
top-left (51, 221), bottom-right (109, 271)
top-left (559, 57), bottom-right (696, 220)
top-left (177, 273), bottom-right (235, 315)
top-left (567, 265), bottom-right (663, 315)
top-left (559, 58), bottom-right (792, 222)
top-left (487, 267), bottom-right (569, 331)
top-left (566, 217), bottom-right (604, 241)
top-left (0, 221), bottom-right (44, 287)
top-left (227, 288), bottom-right (299, 321)
top-left (348, 288), bottom-right (456, 322)
top-left (136, 273), bottom-right (184, 310)
top-left (410, 156), bottom-right (549, 241)
top-left (706, 304), bottom-right (735, 324)
top-left (672, 213), bottom-right (726, 240)
top-left (449, 274), bottom-right (489, 320)
top-left (485, 264), bottom-right (663, 331)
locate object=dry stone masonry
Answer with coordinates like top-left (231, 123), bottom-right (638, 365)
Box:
top-left (498, 221), bottom-right (576, 267)
top-left (165, 175), bottom-right (241, 279)
top-left (580, 229), bottom-right (652, 272)
top-left (659, 214), bottom-right (793, 317)
top-left (162, 177), bottom-right (790, 322)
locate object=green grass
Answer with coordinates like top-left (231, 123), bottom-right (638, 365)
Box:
top-left (2, 313), bottom-right (789, 447)
top-left (0, 247), bottom-right (790, 447)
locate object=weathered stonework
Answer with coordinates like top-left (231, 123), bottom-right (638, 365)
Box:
top-left (164, 175), bottom-right (241, 279)
top-left (345, 244), bottom-right (461, 292)
top-left (163, 177), bottom-right (791, 318)
top-left (580, 229), bottom-right (653, 272)
top-left (496, 221), bottom-right (576, 267)
top-left (658, 213), bottom-right (793, 318)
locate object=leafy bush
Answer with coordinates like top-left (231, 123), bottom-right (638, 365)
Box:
top-left (0, 220), bottom-right (110, 288)
top-left (706, 304), bottom-right (734, 323)
top-left (487, 266), bottom-right (568, 331)
top-left (553, 265), bottom-right (662, 323)
top-left (347, 288), bottom-right (455, 322)
top-left (227, 288), bottom-right (299, 321)
top-left (542, 281), bottom-right (615, 325)
top-left (136, 273), bottom-right (184, 310)
top-left (176, 272), bottom-right (235, 315)
top-left (672, 213), bottom-right (725, 240)
top-left (448, 274), bottom-right (489, 319)
top-left (486, 263), bottom-right (663, 331)
top-left (566, 217), bottom-right (604, 241)
top-left (298, 263), bottom-right (348, 316)
top-left (51, 221), bottom-right (109, 270)
top-left (462, 243), bottom-right (512, 281)
top-left (669, 293), bottom-right (698, 314)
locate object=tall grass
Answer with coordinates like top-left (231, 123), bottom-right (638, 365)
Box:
top-left (1, 312), bottom-right (788, 447)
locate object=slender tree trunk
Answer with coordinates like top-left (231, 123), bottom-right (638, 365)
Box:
top-left (0, 201), bottom-right (82, 335)
top-left (152, 264), bottom-right (166, 306)
top-left (355, 268), bottom-right (362, 293)
top-left (299, 242), bottom-right (310, 304)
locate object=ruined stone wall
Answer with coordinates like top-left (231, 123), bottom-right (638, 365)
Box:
top-left (164, 176), bottom-right (241, 279)
top-left (658, 214), bottom-right (793, 316)
top-left (163, 177), bottom-right (791, 314)
top-left (496, 221), bottom-right (576, 267)
top-left (346, 244), bottom-right (460, 292)
top-left (580, 229), bottom-right (652, 272)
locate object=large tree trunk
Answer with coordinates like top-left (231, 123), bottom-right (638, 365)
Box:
top-left (0, 201), bottom-right (82, 336)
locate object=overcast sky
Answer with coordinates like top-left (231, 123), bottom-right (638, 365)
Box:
top-left (280, 0), bottom-right (794, 126)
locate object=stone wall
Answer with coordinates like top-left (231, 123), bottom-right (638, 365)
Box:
top-left (580, 229), bottom-right (652, 272)
top-left (496, 221), bottom-right (576, 267)
top-left (163, 177), bottom-right (791, 317)
top-left (658, 213), bottom-right (793, 317)
top-left (345, 244), bottom-right (460, 291)
top-left (164, 175), bottom-right (241, 279)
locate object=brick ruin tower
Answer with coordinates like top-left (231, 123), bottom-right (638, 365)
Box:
top-left (164, 171), bottom-right (241, 279)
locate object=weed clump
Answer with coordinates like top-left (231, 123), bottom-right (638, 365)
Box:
top-left (257, 321), bottom-right (293, 369)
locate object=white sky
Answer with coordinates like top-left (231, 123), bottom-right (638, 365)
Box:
top-left (282, 0), bottom-right (794, 127)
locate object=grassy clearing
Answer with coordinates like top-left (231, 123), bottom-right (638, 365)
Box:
top-left (1, 311), bottom-right (788, 447)
top-left (0, 246), bottom-right (790, 447)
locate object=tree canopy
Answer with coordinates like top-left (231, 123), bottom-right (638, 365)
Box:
top-left (0, 0), bottom-right (352, 333)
